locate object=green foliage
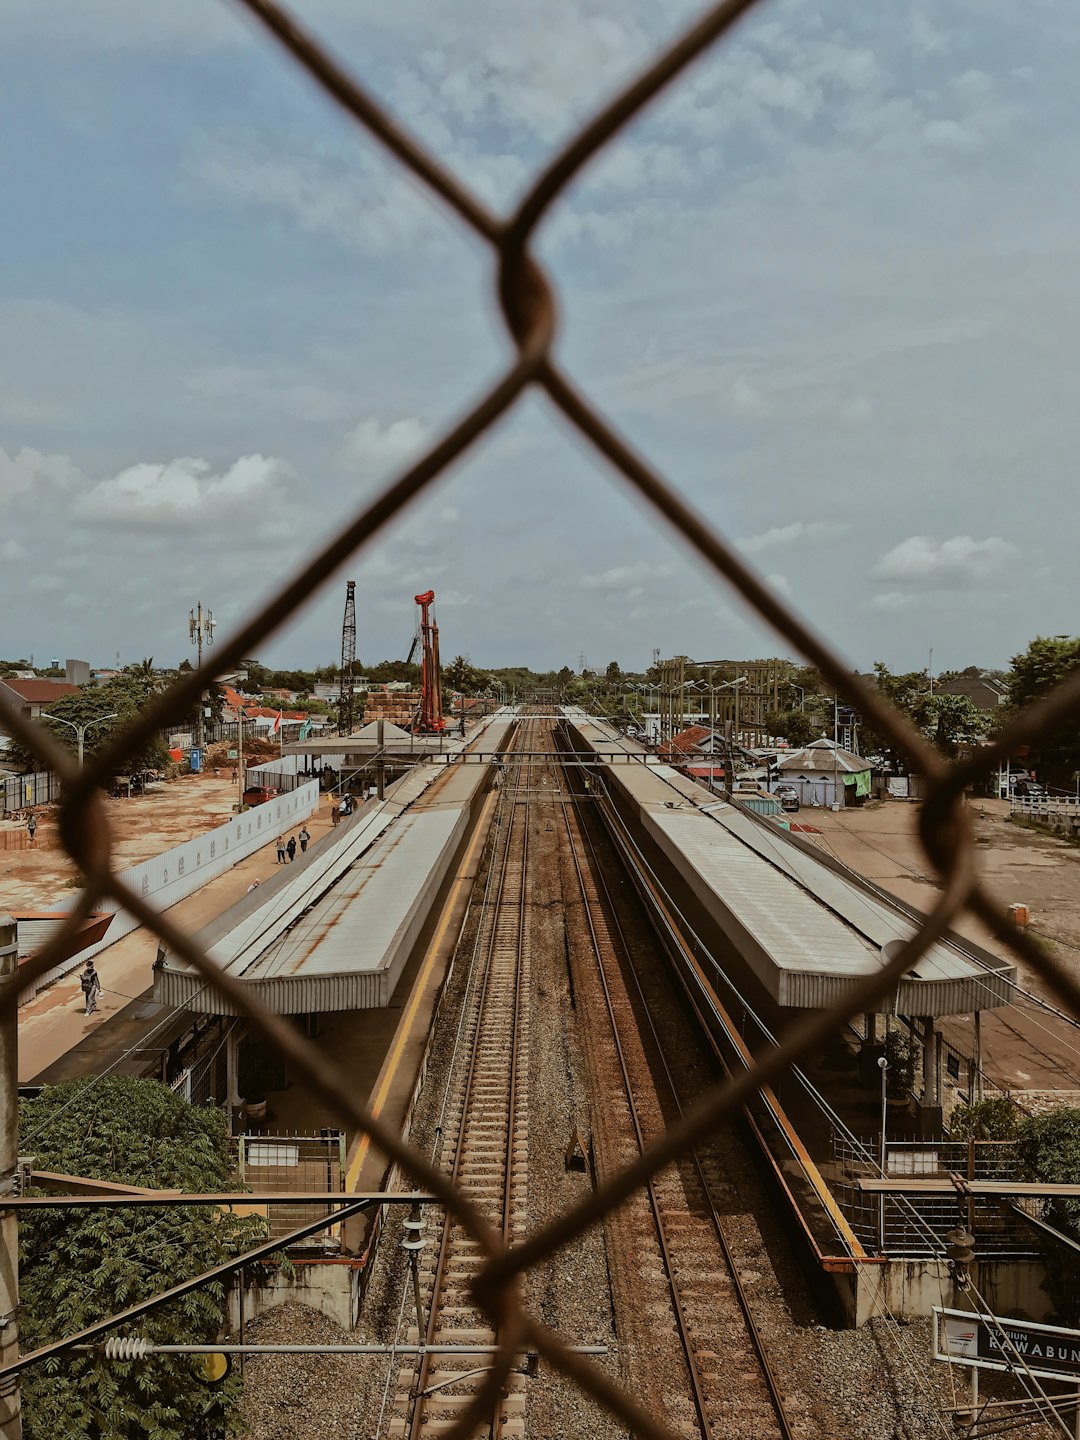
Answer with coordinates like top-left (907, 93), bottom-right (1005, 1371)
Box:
top-left (857, 664), bottom-right (985, 764)
top-left (1017, 1107), bottom-right (1080, 1321)
top-left (18, 1077), bottom-right (264, 1439)
top-left (907, 692), bottom-right (988, 758)
top-left (1003, 635), bottom-right (1080, 775)
top-left (763, 708), bottom-right (820, 748)
top-left (884, 1027), bottom-right (918, 1101)
top-left (949, 1097), bottom-right (1019, 1141)
top-left (442, 654), bottom-right (487, 696)
top-left (604, 660), bottom-right (622, 681)
top-left (5, 676), bottom-right (171, 778)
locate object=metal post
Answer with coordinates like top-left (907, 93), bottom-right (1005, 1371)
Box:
top-left (237, 708), bottom-right (245, 813)
top-left (0, 917), bottom-right (22, 1439)
top-left (878, 1052), bottom-right (889, 1254)
top-left (225, 1027), bottom-right (243, 1135)
top-left (376, 718), bottom-right (385, 801)
top-left (922, 1017), bottom-right (935, 1105)
top-left (973, 1011), bottom-right (983, 1102)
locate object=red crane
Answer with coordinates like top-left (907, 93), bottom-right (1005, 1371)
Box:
top-left (413, 589), bottom-right (446, 733)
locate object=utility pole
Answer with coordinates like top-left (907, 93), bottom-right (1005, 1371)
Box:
top-left (0, 916), bottom-right (22, 1439)
top-left (188, 603), bottom-right (215, 749)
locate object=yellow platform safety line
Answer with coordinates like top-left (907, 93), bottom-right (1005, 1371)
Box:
top-left (617, 803), bottom-right (869, 1264)
top-left (345, 790), bottom-right (499, 1193)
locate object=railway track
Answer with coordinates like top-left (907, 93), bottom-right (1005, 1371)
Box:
top-left (389, 719), bottom-right (538, 1440)
top-left (558, 759), bottom-right (799, 1440)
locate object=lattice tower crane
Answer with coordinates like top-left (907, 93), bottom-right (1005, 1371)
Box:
top-left (337, 580), bottom-right (357, 737)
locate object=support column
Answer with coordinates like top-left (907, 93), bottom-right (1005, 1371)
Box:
top-left (225, 1025), bottom-right (243, 1135)
top-left (376, 718), bottom-right (385, 802)
top-left (0, 917), bottom-right (22, 1440)
top-left (918, 1016), bottom-right (943, 1139)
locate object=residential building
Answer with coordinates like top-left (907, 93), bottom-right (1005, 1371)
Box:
top-left (0, 678), bottom-right (82, 734)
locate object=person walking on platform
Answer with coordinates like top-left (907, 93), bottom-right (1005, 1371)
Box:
top-left (286, 835), bottom-right (297, 862)
top-left (331, 802), bottom-right (340, 827)
top-left (276, 836), bottom-right (287, 864)
top-left (27, 814), bottom-right (37, 845)
top-left (80, 960), bottom-right (102, 1016)
top-left (298, 825), bottom-right (310, 854)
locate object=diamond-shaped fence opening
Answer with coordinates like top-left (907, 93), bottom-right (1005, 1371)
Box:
top-left (5, 1), bottom-right (1080, 1436)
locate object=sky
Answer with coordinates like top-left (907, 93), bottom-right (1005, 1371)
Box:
top-left (1, 0), bottom-right (1077, 676)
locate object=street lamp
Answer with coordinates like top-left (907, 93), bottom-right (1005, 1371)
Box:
top-left (42, 712), bottom-right (119, 767)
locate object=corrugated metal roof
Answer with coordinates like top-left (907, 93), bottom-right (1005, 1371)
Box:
top-left (154, 713), bottom-right (515, 1016)
top-left (777, 739), bottom-right (869, 774)
top-left (562, 710), bottom-right (1014, 1016)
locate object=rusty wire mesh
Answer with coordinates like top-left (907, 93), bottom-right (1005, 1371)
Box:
top-left (6, 0), bottom-right (1080, 1434)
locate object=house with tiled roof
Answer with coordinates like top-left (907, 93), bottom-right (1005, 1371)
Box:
top-left (0, 678), bottom-right (82, 735)
top-left (658, 724), bottom-right (715, 762)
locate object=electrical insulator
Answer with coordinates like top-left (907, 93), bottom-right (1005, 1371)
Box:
top-left (104, 1337), bottom-right (152, 1360)
top-left (945, 1226), bottom-right (976, 1286)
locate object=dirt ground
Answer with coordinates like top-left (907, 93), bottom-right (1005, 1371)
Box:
top-left (805, 796), bottom-right (1080, 1093)
top-left (1, 772), bottom-right (245, 910)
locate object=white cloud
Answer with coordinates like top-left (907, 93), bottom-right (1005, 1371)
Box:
top-left (873, 534), bottom-right (1017, 588)
top-left (342, 416), bottom-right (433, 481)
top-left (870, 590), bottom-right (917, 611)
top-left (580, 562), bottom-right (672, 591)
top-left (74, 454), bottom-right (290, 530)
top-left (187, 140), bottom-right (447, 259)
top-left (737, 520), bottom-right (849, 554)
top-left (0, 447), bottom-right (81, 503)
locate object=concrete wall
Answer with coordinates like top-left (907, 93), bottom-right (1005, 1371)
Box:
top-left (227, 1259), bottom-right (357, 1333)
top-left (843, 1259), bottom-right (1051, 1328)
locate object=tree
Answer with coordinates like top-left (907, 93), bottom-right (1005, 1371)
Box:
top-left (1002, 636), bottom-right (1080, 776)
top-left (442, 655), bottom-right (486, 696)
top-left (554, 666), bottom-right (574, 691)
top-left (5, 677), bottom-right (170, 778)
top-left (18, 1077), bottom-right (265, 1438)
top-left (763, 708), bottom-right (820, 749)
top-left (907, 692), bottom-right (988, 758)
top-left (605, 660), bottom-right (622, 681)
top-left (1017, 1107), bottom-right (1080, 1321)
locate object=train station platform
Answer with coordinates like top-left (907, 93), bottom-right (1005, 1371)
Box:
top-left (152, 713), bottom-right (516, 1016)
top-left (560, 709), bottom-right (1015, 1019)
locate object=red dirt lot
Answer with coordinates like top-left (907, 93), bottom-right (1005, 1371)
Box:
top-left (806, 797), bottom-right (1080, 1095)
top-left (2, 773), bottom-right (245, 911)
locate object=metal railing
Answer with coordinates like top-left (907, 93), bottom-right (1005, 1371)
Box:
top-left (6, 1), bottom-right (1080, 1435)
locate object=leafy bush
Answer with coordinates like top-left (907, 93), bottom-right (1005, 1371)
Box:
top-left (18, 1077), bottom-right (264, 1439)
top-left (950, 1097), bottom-right (1019, 1141)
top-left (1017, 1107), bottom-right (1080, 1322)
top-left (884, 1027), bottom-right (918, 1102)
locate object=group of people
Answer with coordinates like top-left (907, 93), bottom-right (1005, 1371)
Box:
top-left (275, 826), bottom-right (311, 864)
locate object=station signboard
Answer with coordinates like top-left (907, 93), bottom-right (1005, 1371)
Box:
top-left (935, 1307), bottom-right (1080, 1383)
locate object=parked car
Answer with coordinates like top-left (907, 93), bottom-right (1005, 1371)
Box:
top-left (775, 784), bottom-right (801, 813)
top-left (1012, 778), bottom-right (1046, 799)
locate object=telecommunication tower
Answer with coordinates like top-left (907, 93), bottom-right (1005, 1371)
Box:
top-left (338, 581), bottom-right (357, 737)
top-left (188, 602), bottom-right (215, 748)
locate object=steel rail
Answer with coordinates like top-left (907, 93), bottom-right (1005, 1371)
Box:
top-left (557, 750), bottom-right (795, 1440)
top-left (555, 789), bottom-right (712, 1436)
top-left (566, 771), bottom-right (797, 1438)
top-left (404, 715), bottom-right (534, 1440)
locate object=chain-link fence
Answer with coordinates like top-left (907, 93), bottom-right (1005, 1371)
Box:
top-left (6, 0), bottom-right (1080, 1435)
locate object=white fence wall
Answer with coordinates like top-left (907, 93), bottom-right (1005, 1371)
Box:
top-left (22, 782), bottom-right (319, 1002)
